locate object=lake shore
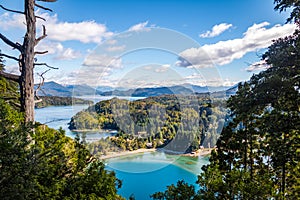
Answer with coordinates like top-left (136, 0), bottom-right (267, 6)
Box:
top-left (100, 148), bottom-right (157, 160)
top-left (100, 148), bottom-right (213, 160)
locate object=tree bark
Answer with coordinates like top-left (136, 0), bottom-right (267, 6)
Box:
top-left (20, 0), bottom-right (36, 122)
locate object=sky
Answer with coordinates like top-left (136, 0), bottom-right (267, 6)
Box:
top-left (0, 0), bottom-right (296, 89)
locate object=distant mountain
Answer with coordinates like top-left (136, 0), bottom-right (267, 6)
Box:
top-left (35, 81), bottom-right (72, 97)
top-left (35, 81), bottom-right (96, 97)
top-left (99, 84), bottom-right (230, 97)
top-left (35, 81), bottom-right (236, 98)
top-left (226, 83), bottom-right (239, 96)
top-left (66, 84), bottom-right (96, 96)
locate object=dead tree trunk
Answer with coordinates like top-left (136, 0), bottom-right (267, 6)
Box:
top-left (0, 0), bottom-right (56, 123)
top-left (20, 0), bottom-right (36, 122)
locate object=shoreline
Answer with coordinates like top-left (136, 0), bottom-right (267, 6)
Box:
top-left (71, 129), bottom-right (117, 133)
top-left (100, 148), bottom-right (213, 160)
top-left (100, 148), bottom-right (157, 160)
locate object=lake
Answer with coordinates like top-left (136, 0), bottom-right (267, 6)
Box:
top-left (35, 101), bottom-right (209, 200)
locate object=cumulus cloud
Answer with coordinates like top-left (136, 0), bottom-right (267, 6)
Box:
top-left (35, 41), bottom-right (82, 60)
top-left (200, 23), bottom-right (233, 38)
top-left (0, 12), bottom-right (25, 30)
top-left (0, 11), bottom-right (113, 44)
top-left (55, 48), bottom-right (82, 60)
top-left (246, 60), bottom-right (271, 72)
top-left (155, 64), bottom-right (171, 73)
top-left (177, 22), bottom-right (296, 68)
top-left (106, 45), bottom-right (126, 52)
top-left (83, 54), bottom-right (123, 69)
top-left (128, 21), bottom-right (150, 32)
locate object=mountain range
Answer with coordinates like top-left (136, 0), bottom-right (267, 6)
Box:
top-left (35, 81), bottom-right (237, 97)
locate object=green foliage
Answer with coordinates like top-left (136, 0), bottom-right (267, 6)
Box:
top-left (150, 180), bottom-right (197, 200)
top-left (0, 53), bottom-right (20, 109)
top-left (196, 29), bottom-right (300, 200)
top-left (73, 95), bottom-right (226, 155)
top-left (274, 0), bottom-right (300, 22)
top-left (35, 96), bottom-right (93, 108)
top-left (0, 99), bottom-right (124, 199)
top-left (154, 3), bottom-right (300, 198)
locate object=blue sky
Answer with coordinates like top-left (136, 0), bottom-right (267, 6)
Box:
top-left (0, 0), bottom-right (296, 88)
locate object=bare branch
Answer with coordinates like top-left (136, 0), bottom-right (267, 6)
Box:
top-left (34, 99), bottom-right (42, 103)
top-left (0, 5), bottom-right (24, 15)
top-left (34, 69), bottom-right (50, 100)
top-left (35, 3), bottom-right (53, 12)
top-left (35, 25), bottom-right (47, 46)
top-left (0, 33), bottom-right (23, 52)
top-left (37, 0), bottom-right (58, 2)
top-left (0, 53), bottom-right (20, 62)
top-left (0, 70), bottom-right (20, 82)
top-left (36, 15), bottom-right (46, 21)
top-left (35, 51), bottom-right (48, 55)
top-left (34, 63), bottom-right (58, 69)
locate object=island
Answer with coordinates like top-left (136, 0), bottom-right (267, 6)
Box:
top-left (35, 96), bottom-right (93, 108)
top-left (68, 94), bottom-right (227, 158)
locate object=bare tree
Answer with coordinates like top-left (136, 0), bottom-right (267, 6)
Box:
top-left (0, 0), bottom-right (56, 122)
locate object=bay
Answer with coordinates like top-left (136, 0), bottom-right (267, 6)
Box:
top-left (34, 100), bottom-right (209, 200)
top-left (105, 152), bottom-right (209, 200)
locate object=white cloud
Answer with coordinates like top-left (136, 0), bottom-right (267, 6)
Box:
top-left (55, 48), bottom-right (81, 60)
top-left (177, 22), bottom-right (296, 68)
top-left (83, 54), bottom-right (122, 69)
top-left (155, 64), bottom-right (171, 73)
top-left (35, 41), bottom-right (82, 60)
top-left (128, 21), bottom-right (150, 32)
top-left (246, 60), bottom-right (271, 72)
top-left (0, 11), bottom-right (113, 44)
top-left (0, 12), bottom-right (25, 30)
top-left (106, 45), bottom-right (126, 52)
top-left (200, 23), bottom-right (233, 38)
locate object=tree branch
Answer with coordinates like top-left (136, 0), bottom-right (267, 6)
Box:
top-left (35, 25), bottom-right (47, 46)
top-left (37, 0), bottom-right (58, 2)
top-left (0, 5), bottom-right (24, 15)
top-left (34, 69), bottom-right (50, 101)
top-left (35, 3), bottom-right (53, 12)
top-left (0, 70), bottom-right (20, 82)
top-left (36, 15), bottom-right (46, 21)
top-left (0, 33), bottom-right (23, 52)
top-left (0, 53), bottom-right (20, 62)
top-left (35, 51), bottom-right (48, 55)
top-left (34, 63), bottom-right (58, 69)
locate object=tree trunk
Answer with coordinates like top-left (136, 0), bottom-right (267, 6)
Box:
top-left (20, 0), bottom-right (36, 122)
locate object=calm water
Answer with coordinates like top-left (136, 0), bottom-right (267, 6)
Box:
top-left (105, 152), bottom-right (209, 200)
top-left (35, 101), bottom-right (209, 200)
top-left (35, 104), bottom-right (115, 141)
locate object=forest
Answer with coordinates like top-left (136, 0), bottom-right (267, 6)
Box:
top-left (35, 96), bottom-right (93, 108)
top-left (0, 0), bottom-right (299, 199)
top-left (69, 95), bottom-right (227, 155)
top-left (151, 1), bottom-right (300, 199)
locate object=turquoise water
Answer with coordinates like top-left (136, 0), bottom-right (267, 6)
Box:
top-left (35, 104), bottom-right (116, 141)
top-left (105, 152), bottom-right (209, 200)
top-left (35, 104), bottom-right (210, 200)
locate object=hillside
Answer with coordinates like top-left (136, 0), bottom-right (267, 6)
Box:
top-left (35, 81), bottom-right (235, 98)
top-left (35, 96), bottom-right (93, 108)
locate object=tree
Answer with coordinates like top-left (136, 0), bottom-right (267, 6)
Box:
top-left (0, 0), bottom-right (57, 122)
top-left (0, 44), bottom-right (124, 200)
top-left (150, 180), bottom-right (197, 200)
top-left (154, 2), bottom-right (300, 199)
top-left (274, 0), bottom-right (300, 22)
top-left (196, 25), bottom-right (300, 200)
top-left (0, 99), bottom-right (124, 199)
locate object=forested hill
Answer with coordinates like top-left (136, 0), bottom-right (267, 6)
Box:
top-left (35, 81), bottom-right (234, 97)
top-left (35, 96), bottom-right (93, 108)
top-left (69, 94), bottom-right (228, 153)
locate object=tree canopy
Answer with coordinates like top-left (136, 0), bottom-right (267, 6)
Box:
top-left (152, 1), bottom-right (300, 199)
